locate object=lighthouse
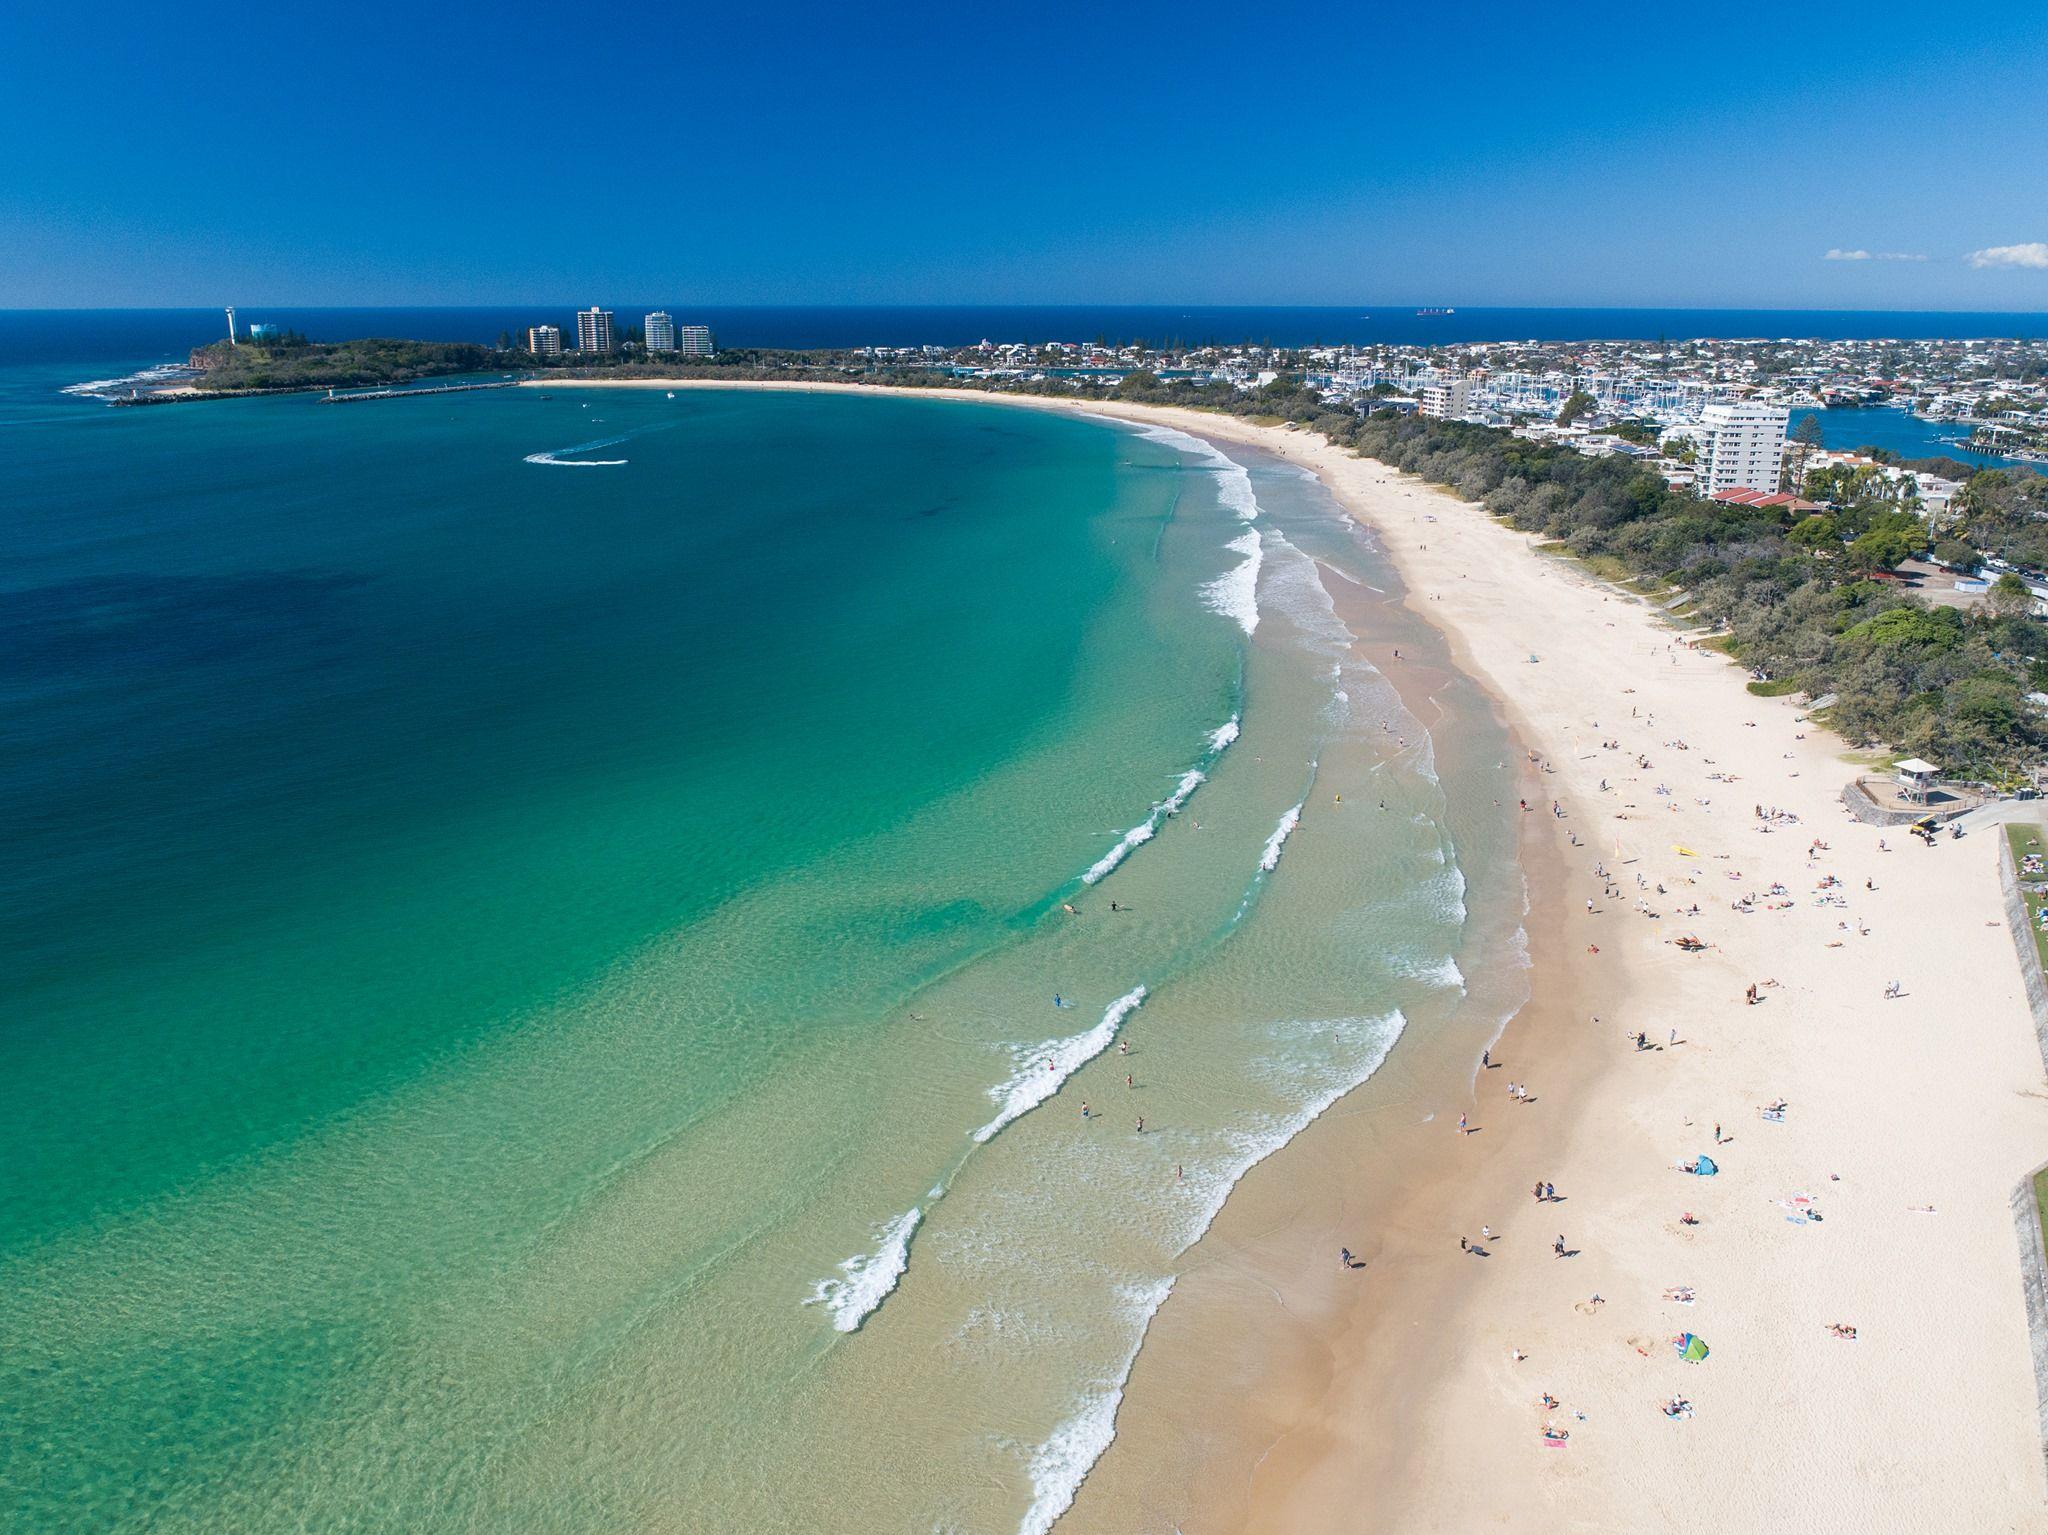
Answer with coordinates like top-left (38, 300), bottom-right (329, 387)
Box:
top-left (225, 306), bottom-right (238, 346)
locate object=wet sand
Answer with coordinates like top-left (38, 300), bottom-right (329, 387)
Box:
top-left (535, 379), bottom-right (2048, 1532)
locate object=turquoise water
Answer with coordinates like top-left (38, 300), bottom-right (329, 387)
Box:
top-left (2, 374), bottom-right (1522, 1531)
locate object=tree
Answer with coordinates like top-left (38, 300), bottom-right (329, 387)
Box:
top-left (1991, 572), bottom-right (2035, 617)
top-left (1791, 412), bottom-right (1824, 489)
top-left (1556, 390), bottom-right (1595, 428)
top-left (1787, 514), bottom-right (1839, 553)
top-left (1933, 538), bottom-right (1981, 572)
top-left (1844, 527), bottom-right (1917, 575)
top-left (497, 330), bottom-right (513, 351)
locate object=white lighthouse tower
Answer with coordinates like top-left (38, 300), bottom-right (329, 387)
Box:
top-left (225, 306), bottom-right (238, 346)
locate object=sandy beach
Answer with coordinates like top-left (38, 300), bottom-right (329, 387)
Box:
top-left (534, 379), bottom-right (2048, 1531)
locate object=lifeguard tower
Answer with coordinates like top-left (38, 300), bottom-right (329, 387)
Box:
top-left (1895, 758), bottom-right (1940, 805)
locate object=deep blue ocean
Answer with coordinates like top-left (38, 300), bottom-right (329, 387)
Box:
top-left (5, 305), bottom-right (2046, 366)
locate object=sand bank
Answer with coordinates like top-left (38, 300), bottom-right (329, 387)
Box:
top-left (531, 379), bottom-right (2048, 1531)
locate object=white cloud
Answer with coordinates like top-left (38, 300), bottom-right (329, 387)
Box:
top-left (1825, 249), bottom-right (1872, 261)
top-left (1966, 242), bottom-right (2048, 270)
top-left (1824, 248), bottom-right (1926, 263)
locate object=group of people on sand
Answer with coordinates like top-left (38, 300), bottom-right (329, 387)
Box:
top-left (1447, 679), bottom-right (1881, 1442)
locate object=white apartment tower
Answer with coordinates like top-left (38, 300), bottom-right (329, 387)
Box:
top-left (678, 324), bottom-right (715, 357)
top-left (1694, 402), bottom-right (1790, 496)
top-left (644, 312), bottom-right (676, 352)
top-left (527, 324), bottom-right (563, 356)
top-left (577, 307), bottom-right (616, 354)
top-left (1418, 375), bottom-right (1473, 419)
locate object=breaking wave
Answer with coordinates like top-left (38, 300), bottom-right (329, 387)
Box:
top-left (1081, 716), bottom-right (1240, 885)
top-left (1259, 802), bottom-right (1303, 872)
top-left (1202, 528), bottom-right (1262, 635)
top-left (1178, 1011), bottom-right (1407, 1251)
top-left (973, 986), bottom-right (1147, 1144)
top-left (806, 1206), bottom-right (922, 1333)
top-left (1015, 1277), bottom-right (1176, 1535)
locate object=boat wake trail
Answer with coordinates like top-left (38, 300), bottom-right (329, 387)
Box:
top-left (974, 986), bottom-right (1147, 1144)
top-left (524, 433), bottom-right (633, 466)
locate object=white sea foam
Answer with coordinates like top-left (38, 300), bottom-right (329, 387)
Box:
top-left (1259, 802), bottom-right (1303, 872)
top-left (1178, 1012), bottom-right (1407, 1251)
top-left (1112, 421), bottom-right (1259, 522)
top-left (1395, 953), bottom-right (1467, 991)
top-left (973, 986), bottom-right (1147, 1144)
top-left (1015, 1277), bottom-right (1175, 1535)
top-left (1202, 529), bottom-right (1262, 635)
top-left (524, 433), bottom-right (631, 466)
top-left (807, 1206), bottom-right (922, 1333)
top-left (1081, 717), bottom-right (1239, 885)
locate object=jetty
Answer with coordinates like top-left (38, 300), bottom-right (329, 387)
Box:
top-left (321, 380), bottom-right (521, 404)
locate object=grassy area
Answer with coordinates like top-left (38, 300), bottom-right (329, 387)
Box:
top-left (1531, 542), bottom-right (1636, 585)
top-left (1747, 677), bottom-right (1802, 697)
top-left (2006, 824), bottom-right (2048, 974)
top-left (2036, 1167), bottom-right (2048, 1258)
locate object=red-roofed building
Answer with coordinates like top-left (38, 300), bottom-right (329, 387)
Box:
top-left (1710, 489), bottom-right (1823, 513)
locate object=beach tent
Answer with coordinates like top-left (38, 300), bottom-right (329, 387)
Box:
top-left (1689, 1155), bottom-right (1718, 1176)
top-left (1675, 1333), bottom-right (1710, 1363)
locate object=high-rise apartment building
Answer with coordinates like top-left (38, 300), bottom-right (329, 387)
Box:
top-left (527, 325), bottom-right (563, 356)
top-left (577, 307), bottom-right (615, 354)
top-left (678, 324), bottom-right (715, 357)
top-left (644, 312), bottom-right (676, 352)
top-left (1418, 375), bottom-right (1473, 419)
top-left (1694, 402), bottom-right (1790, 496)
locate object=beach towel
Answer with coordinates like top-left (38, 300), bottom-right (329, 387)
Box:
top-left (1676, 1333), bottom-right (1709, 1363)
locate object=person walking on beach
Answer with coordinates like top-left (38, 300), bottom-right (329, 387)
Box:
top-left (1135, 1116), bottom-right (1144, 1133)
top-left (1340, 1247), bottom-right (1353, 1268)
top-left (1544, 1182), bottom-right (1556, 1201)
top-left (1079, 1101), bottom-right (1089, 1119)
top-left (1554, 1234), bottom-right (1567, 1258)
top-left (1533, 1181), bottom-right (1544, 1203)
top-left (1458, 1112), bottom-right (1468, 1135)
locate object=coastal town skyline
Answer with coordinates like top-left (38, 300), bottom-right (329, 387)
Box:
top-left (14, 3), bottom-right (2048, 1532)
top-left (6, 1), bottom-right (2046, 311)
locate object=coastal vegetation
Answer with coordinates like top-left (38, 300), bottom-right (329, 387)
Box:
top-left (1052, 371), bottom-right (2048, 778)
top-left (190, 338), bottom-right (497, 392)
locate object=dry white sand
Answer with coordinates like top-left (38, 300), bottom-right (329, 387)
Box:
top-left (537, 379), bottom-right (2048, 1530)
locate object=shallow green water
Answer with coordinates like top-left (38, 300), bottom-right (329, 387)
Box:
top-left (1, 378), bottom-right (1521, 1532)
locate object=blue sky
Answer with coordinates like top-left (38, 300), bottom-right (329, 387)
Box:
top-left (5, 0), bottom-right (2046, 309)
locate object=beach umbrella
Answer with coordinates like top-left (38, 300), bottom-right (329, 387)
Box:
top-left (1676, 1333), bottom-right (1710, 1363)
top-left (1691, 1155), bottom-right (1718, 1176)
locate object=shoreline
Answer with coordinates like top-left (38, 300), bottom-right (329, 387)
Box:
top-left (533, 377), bottom-right (2048, 1529)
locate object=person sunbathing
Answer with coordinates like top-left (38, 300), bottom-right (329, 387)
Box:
top-left (1827, 1323), bottom-right (1858, 1340)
